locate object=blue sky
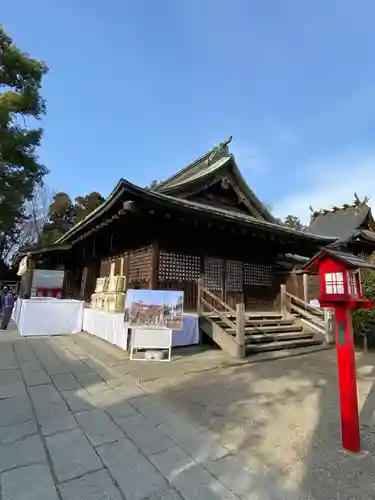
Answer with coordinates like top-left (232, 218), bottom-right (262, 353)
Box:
top-left (126, 290), bottom-right (183, 308)
top-left (3, 0), bottom-right (375, 223)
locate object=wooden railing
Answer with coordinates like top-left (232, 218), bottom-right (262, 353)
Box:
top-left (197, 278), bottom-right (245, 353)
top-left (280, 284), bottom-right (334, 340)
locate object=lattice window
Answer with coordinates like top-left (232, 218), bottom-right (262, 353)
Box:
top-left (325, 272), bottom-right (344, 294)
top-left (348, 270), bottom-right (360, 297)
top-left (247, 298), bottom-right (274, 310)
top-left (244, 263), bottom-right (274, 287)
top-left (158, 252), bottom-right (201, 281)
top-left (128, 247), bottom-right (152, 281)
top-left (226, 260), bottom-right (243, 292)
top-left (204, 257), bottom-right (224, 291)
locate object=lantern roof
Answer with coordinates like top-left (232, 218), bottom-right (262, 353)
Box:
top-left (302, 249), bottom-right (375, 274)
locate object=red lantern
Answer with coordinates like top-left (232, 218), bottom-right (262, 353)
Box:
top-left (303, 249), bottom-right (375, 453)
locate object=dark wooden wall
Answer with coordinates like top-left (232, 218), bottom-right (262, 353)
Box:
top-left (157, 249), bottom-right (279, 313)
top-left (98, 246), bottom-right (154, 291)
top-left (284, 273), bottom-right (321, 303)
top-left (94, 246), bottom-right (280, 313)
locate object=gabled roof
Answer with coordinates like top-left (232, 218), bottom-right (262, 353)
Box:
top-left (155, 137), bottom-right (276, 223)
top-left (308, 204), bottom-right (371, 237)
top-left (303, 249), bottom-right (375, 273)
top-left (56, 178), bottom-right (337, 246)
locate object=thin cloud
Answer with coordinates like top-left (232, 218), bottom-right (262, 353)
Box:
top-left (232, 143), bottom-right (269, 172)
top-left (273, 150), bottom-right (375, 224)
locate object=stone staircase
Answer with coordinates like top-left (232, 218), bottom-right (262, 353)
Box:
top-left (200, 311), bottom-right (324, 357)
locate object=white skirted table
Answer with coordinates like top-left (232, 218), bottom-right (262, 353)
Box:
top-left (82, 308), bottom-right (129, 350)
top-left (12, 298), bottom-right (84, 337)
top-left (82, 308), bottom-right (200, 350)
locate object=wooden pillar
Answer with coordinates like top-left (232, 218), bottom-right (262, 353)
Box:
top-left (236, 302), bottom-right (246, 359)
top-left (303, 273), bottom-right (308, 304)
top-left (197, 277), bottom-right (202, 315)
top-left (22, 257), bottom-right (35, 298)
top-left (80, 267), bottom-right (88, 301)
top-left (280, 284), bottom-right (287, 317)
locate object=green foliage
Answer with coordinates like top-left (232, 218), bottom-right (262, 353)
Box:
top-left (283, 214), bottom-right (305, 231)
top-left (40, 191), bottom-right (105, 244)
top-left (0, 25), bottom-right (48, 260)
top-left (146, 180), bottom-right (159, 190)
top-left (353, 255), bottom-right (375, 348)
top-left (75, 192), bottom-right (104, 223)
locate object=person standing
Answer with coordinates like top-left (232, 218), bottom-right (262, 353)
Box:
top-left (1, 287), bottom-right (15, 331)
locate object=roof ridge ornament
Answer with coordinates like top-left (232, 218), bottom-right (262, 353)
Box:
top-left (208, 136), bottom-right (233, 165)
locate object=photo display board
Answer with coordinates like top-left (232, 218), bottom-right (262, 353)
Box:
top-left (124, 289), bottom-right (184, 330)
top-left (126, 290), bottom-right (184, 362)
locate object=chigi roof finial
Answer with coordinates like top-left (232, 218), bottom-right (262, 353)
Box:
top-left (208, 136), bottom-right (233, 164)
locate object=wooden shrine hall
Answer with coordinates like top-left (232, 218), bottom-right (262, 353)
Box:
top-left (20, 138), bottom-right (375, 358)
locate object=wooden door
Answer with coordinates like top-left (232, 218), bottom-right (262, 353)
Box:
top-left (224, 259), bottom-right (244, 309)
top-left (203, 257), bottom-right (225, 302)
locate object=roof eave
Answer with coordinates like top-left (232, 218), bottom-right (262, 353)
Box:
top-left (55, 179), bottom-right (337, 246)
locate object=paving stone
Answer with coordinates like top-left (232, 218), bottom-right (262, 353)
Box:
top-left (0, 434), bottom-right (46, 472)
top-left (0, 419), bottom-right (38, 445)
top-left (118, 460), bottom-right (167, 500)
top-left (129, 394), bottom-right (175, 425)
top-left (46, 428), bottom-right (102, 483)
top-left (97, 437), bottom-right (147, 470)
top-left (85, 381), bottom-right (113, 395)
top-left (19, 360), bottom-right (43, 373)
top-left (170, 463), bottom-right (238, 500)
top-left (0, 369), bottom-right (23, 385)
top-left (0, 397), bottom-right (34, 426)
top-left (205, 455), bottom-right (283, 500)
top-left (149, 445), bottom-right (195, 480)
top-left (59, 469), bottom-right (123, 500)
top-left (14, 344), bottom-right (37, 363)
top-left (98, 438), bottom-right (167, 500)
top-left (51, 373), bottom-right (82, 391)
top-left (114, 380), bottom-right (145, 399)
top-left (28, 384), bottom-right (64, 407)
top-left (89, 388), bottom-right (130, 411)
top-left (116, 413), bottom-right (174, 456)
top-left (35, 403), bottom-right (78, 436)
top-left (0, 380), bottom-right (27, 398)
top-left (1, 464), bottom-right (59, 500)
top-left (176, 481), bottom-right (239, 500)
top-left (0, 353), bottom-right (18, 370)
top-left (61, 389), bottom-right (97, 413)
top-left (143, 488), bottom-right (183, 499)
top-left (68, 363), bottom-right (96, 378)
top-left (77, 372), bottom-right (105, 388)
top-left (42, 361), bottom-right (70, 375)
top-left (158, 418), bottom-right (229, 463)
top-left (76, 409), bottom-right (124, 446)
top-left (23, 370), bottom-right (51, 387)
top-left (105, 399), bottom-right (137, 420)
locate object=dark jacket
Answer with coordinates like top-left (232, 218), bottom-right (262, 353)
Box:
top-left (3, 293), bottom-right (15, 309)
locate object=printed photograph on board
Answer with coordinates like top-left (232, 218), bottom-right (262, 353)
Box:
top-left (124, 289), bottom-right (184, 330)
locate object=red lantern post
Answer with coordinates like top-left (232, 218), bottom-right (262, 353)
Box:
top-left (303, 250), bottom-right (374, 453)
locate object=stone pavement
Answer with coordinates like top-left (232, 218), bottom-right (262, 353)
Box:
top-left (0, 324), bottom-right (302, 500)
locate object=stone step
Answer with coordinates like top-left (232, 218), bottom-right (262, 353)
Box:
top-left (226, 324), bottom-right (303, 335)
top-left (216, 318), bottom-right (294, 328)
top-left (245, 332), bottom-right (314, 344)
top-left (246, 337), bottom-right (323, 354)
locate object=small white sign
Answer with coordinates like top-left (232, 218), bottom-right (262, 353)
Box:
top-left (309, 299), bottom-right (320, 308)
top-left (130, 328), bottom-right (172, 362)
